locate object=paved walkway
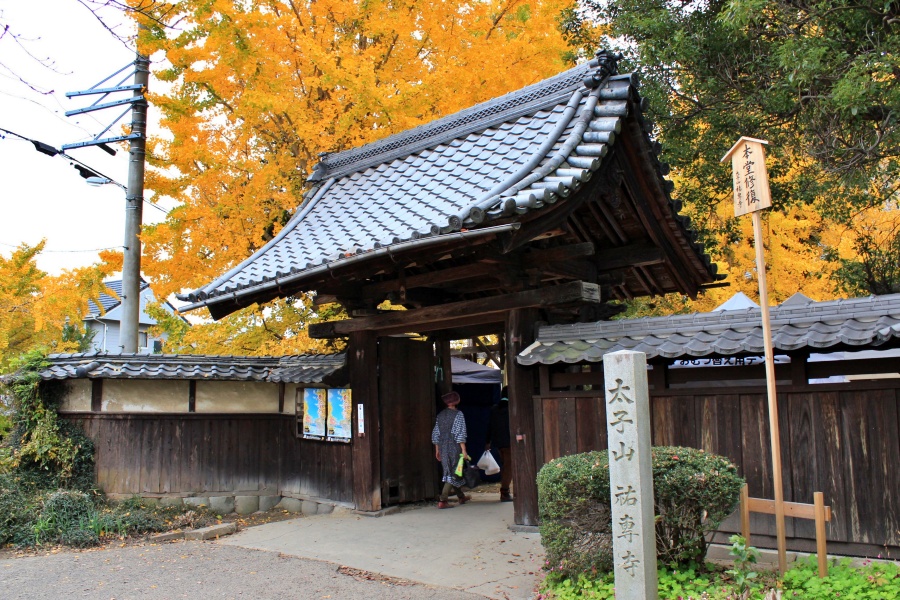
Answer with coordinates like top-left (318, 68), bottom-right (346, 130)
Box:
top-left (219, 496), bottom-right (544, 599)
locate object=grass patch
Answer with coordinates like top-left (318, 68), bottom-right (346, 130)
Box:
top-left (539, 557), bottom-right (900, 599)
top-left (0, 478), bottom-right (218, 548)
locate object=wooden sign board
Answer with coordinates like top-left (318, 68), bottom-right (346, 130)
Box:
top-left (721, 137), bottom-right (772, 217)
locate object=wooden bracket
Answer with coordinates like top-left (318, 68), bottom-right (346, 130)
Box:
top-left (739, 483), bottom-right (832, 578)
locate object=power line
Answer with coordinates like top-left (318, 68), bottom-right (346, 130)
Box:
top-left (0, 241), bottom-right (123, 253)
top-left (0, 125), bottom-right (169, 214)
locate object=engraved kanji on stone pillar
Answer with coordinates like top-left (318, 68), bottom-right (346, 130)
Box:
top-left (604, 350), bottom-right (658, 599)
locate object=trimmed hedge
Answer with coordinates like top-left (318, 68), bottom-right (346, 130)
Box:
top-left (537, 446), bottom-right (744, 579)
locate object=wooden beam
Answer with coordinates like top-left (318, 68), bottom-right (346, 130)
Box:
top-left (363, 261), bottom-right (501, 297)
top-left (309, 281), bottom-right (602, 338)
top-left (507, 308), bottom-right (540, 526)
top-left (473, 336), bottom-right (502, 368)
top-left (534, 258), bottom-right (597, 282)
top-left (350, 330), bottom-right (381, 512)
top-left (522, 242), bottom-right (595, 265)
top-left (746, 496), bottom-right (832, 522)
top-left (91, 379), bottom-right (103, 412)
top-left (596, 243), bottom-right (664, 271)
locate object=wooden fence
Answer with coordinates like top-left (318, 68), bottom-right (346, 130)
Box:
top-left (65, 413), bottom-right (353, 504)
top-left (535, 380), bottom-right (900, 556)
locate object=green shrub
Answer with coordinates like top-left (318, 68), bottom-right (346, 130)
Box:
top-left (4, 351), bottom-right (95, 491)
top-left (41, 490), bottom-right (94, 530)
top-left (652, 447), bottom-right (744, 564)
top-left (0, 474), bottom-right (43, 546)
top-left (537, 446), bottom-right (744, 579)
top-left (538, 450), bottom-right (614, 578)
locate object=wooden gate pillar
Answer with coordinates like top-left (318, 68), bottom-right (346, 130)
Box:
top-left (506, 308), bottom-right (540, 526)
top-left (350, 330), bottom-right (381, 512)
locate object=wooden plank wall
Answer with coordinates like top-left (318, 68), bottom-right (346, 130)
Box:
top-left (536, 382), bottom-right (900, 554)
top-left (67, 413), bottom-right (353, 503)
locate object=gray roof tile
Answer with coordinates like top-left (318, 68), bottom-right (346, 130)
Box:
top-left (41, 352), bottom-right (346, 384)
top-left (180, 55), bottom-right (710, 313)
top-left (518, 294), bottom-right (900, 365)
top-left (87, 279), bottom-right (150, 316)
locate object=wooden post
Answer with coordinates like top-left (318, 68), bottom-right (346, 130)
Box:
top-left (506, 308), bottom-right (540, 526)
top-left (752, 211), bottom-right (787, 573)
top-left (814, 491), bottom-right (828, 578)
top-left (436, 339), bottom-right (453, 396)
top-left (740, 483), bottom-right (751, 542)
top-left (723, 136), bottom-right (786, 573)
top-left (350, 330), bottom-right (381, 512)
top-left (188, 380), bottom-right (196, 413)
top-left (91, 379), bottom-right (103, 412)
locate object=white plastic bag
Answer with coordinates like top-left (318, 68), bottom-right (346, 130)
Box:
top-left (477, 450), bottom-right (501, 476)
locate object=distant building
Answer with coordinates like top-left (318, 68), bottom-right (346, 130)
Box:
top-left (84, 279), bottom-right (183, 354)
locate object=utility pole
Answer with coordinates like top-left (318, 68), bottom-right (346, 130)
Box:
top-left (120, 54), bottom-right (149, 353)
top-left (64, 50), bottom-right (150, 354)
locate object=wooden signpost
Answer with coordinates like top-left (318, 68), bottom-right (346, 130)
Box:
top-left (724, 137), bottom-right (834, 577)
top-left (721, 137), bottom-right (788, 573)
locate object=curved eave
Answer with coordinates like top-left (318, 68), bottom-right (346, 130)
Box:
top-left (181, 60), bottom-right (715, 317)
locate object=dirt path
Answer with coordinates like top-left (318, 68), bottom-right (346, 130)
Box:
top-left (0, 540), bottom-right (484, 600)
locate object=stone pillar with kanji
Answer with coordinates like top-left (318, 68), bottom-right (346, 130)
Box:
top-left (604, 350), bottom-right (658, 599)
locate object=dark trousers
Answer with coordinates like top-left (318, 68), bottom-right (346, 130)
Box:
top-left (440, 482), bottom-right (464, 502)
top-left (500, 446), bottom-right (513, 492)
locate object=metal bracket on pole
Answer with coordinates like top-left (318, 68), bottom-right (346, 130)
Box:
top-left (62, 133), bottom-right (142, 151)
top-left (65, 95), bottom-right (144, 117)
top-left (65, 83), bottom-right (145, 98)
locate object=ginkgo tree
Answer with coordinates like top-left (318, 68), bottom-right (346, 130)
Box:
top-left (0, 242), bottom-right (112, 371)
top-left (129, 0), bottom-right (599, 353)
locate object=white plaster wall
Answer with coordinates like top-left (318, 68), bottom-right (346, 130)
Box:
top-left (284, 383), bottom-right (302, 414)
top-left (59, 379), bottom-right (92, 412)
top-left (195, 381), bottom-right (279, 413)
top-left (101, 380), bottom-right (189, 412)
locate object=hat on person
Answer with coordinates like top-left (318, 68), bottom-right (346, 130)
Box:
top-left (442, 391), bottom-right (461, 406)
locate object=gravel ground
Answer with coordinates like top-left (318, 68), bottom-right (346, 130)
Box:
top-left (0, 540), bottom-right (485, 600)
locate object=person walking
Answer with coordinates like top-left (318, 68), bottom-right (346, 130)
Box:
top-left (486, 387), bottom-right (513, 502)
top-left (432, 391), bottom-right (470, 509)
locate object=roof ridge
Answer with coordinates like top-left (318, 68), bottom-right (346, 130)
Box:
top-left (309, 59), bottom-right (613, 183)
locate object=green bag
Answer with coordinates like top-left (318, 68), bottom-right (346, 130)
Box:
top-left (455, 454), bottom-right (466, 477)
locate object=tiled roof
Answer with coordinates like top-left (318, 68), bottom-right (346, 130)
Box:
top-left (517, 293), bottom-right (900, 365)
top-left (41, 352), bottom-right (346, 384)
top-left (87, 279), bottom-right (150, 316)
top-left (179, 52), bottom-right (711, 313)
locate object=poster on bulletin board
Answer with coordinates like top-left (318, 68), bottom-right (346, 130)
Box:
top-left (327, 388), bottom-right (352, 442)
top-left (302, 388), bottom-right (327, 440)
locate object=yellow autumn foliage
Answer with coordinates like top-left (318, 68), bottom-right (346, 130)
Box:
top-left (138, 0), bottom-right (599, 302)
top-left (0, 242), bottom-right (113, 371)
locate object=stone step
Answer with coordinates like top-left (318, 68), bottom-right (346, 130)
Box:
top-left (148, 531), bottom-right (185, 543)
top-left (184, 522), bottom-right (237, 541)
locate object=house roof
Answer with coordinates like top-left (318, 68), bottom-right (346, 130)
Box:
top-left (87, 279), bottom-right (151, 316)
top-left (178, 52), bottom-right (715, 317)
top-left (517, 293), bottom-right (900, 365)
top-left (41, 352), bottom-right (346, 384)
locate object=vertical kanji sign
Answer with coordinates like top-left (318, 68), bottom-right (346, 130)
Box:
top-left (604, 350), bottom-right (658, 599)
top-left (724, 137), bottom-right (772, 216)
top-left (721, 137), bottom-right (787, 573)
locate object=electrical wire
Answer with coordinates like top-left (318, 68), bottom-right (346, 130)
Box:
top-left (0, 125), bottom-right (169, 214)
top-left (0, 241), bottom-right (123, 253)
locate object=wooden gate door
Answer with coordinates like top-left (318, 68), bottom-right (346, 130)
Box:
top-left (378, 337), bottom-right (438, 505)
